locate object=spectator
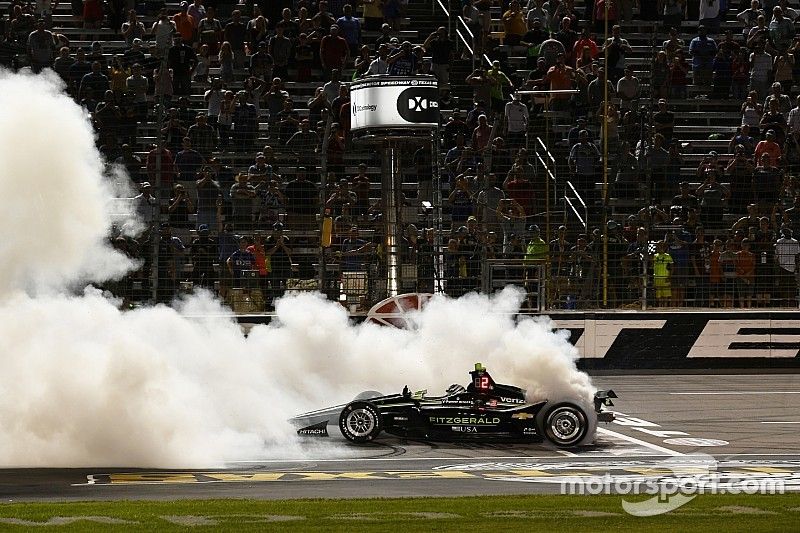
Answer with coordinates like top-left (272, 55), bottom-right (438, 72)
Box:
top-left (753, 151), bottom-right (783, 209)
top-left (157, 224), bottom-right (185, 303)
top-left (167, 34), bottom-right (198, 95)
top-left (173, 2), bottom-right (196, 45)
top-left (424, 27), bottom-right (453, 93)
top-left (616, 66), bottom-right (640, 112)
top-left (697, 169), bottom-right (729, 229)
top-left (336, 4), bottom-right (361, 56)
top-left (738, 0), bottom-right (765, 38)
top-left (502, 1), bottom-right (527, 46)
top-left (224, 10), bottom-right (247, 67)
top-left (749, 42), bottom-right (773, 99)
top-left (736, 238), bottom-right (756, 307)
top-left (232, 91), bottom-right (258, 152)
top-left (769, 6), bottom-right (795, 52)
top-left (269, 25), bottom-right (292, 79)
top-left (175, 137), bottom-right (204, 181)
top-left (229, 172), bottom-right (257, 230)
top-left (388, 40), bottom-right (417, 75)
top-left (699, 0), bottom-right (721, 33)
top-left (775, 226), bottom-right (800, 304)
top-left (187, 113), bottom-right (217, 158)
top-left (568, 130), bottom-right (601, 205)
top-left (27, 19), bottom-right (55, 73)
top-left (765, 81), bottom-right (792, 115)
top-left (198, 8), bottom-right (222, 55)
top-left (195, 166), bottom-right (220, 229)
top-left (689, 25), bottom-right (717, 95)
top-left (712, 47), bottom-right (733, 99)
top-left (602, 25), bottom-right (632, 82)
top-left (146, 11), bottom-right (174, 60)
top-left (755, 128), bottom-right (782, 165)
top-left (227, 236), bottom-right (256, 283)
top-left (321, 24), bottom-right (349, 75)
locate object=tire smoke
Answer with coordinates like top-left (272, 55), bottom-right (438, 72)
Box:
top-left (0, 71), bottom-right (594, 468)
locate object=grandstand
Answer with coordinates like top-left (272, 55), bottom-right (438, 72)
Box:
top-left (6, 0), bottom-right (800, 312)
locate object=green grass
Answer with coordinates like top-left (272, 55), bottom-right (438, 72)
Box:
top-left (0, 494), bottom-right (799, 531)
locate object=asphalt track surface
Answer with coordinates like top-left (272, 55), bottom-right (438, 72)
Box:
top-left (2, 374), bottom-right (800, 501)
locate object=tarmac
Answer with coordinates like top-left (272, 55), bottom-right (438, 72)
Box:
top-left (2, 374), bottom-right (799, 501)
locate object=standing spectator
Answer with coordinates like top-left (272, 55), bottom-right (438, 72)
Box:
top-left (168, 34), bottom-right (197, 95)
top-left (173, 2), bottom-right (196, 45)
top-left (769, 6), bottom-right (795, 52)
top-left (504, 93), bottom-right (529, 150)
top-left (697, 170), bottom-right (729, 229)
top-left (198, 8), bottom-right (223, 54)
top-left (336, 4), bottom-right (361, 57)
top-left (602, 25), bottom-right (632, 83)
top-left (616, 66), bottom-right (640, 112)
top-left (755, 129), bottom-right (783, 165)
top-left (736, 238), bottom-right (757, 307)
top-left (190, 224), bottom-right (217, 290)
top-left (227, 236), bottom-right (256, 283)
top-left (187, 0), bottom-right (205, 30)
top-left (689, 25), bottom-right (717, 95)
top-left (224, 10), bottom-right (247, 68)
top-left (502, 1), bottom-right (527, 46)
top-left (320, 24), bottom-right (349, 75)
top-left (699, 0), bottom-right (722, 33)
top-left (653, 240), bottom-right (674, 307)
top-left (195, 166), bottom-right (220, 229)
top-left (749, 43), bottom-right (773, 99)
top-left (269, 25), bottom-right (293, 80)
top-left (568, 130), bottom-right (601, 205)
top-left (232, 91), bottom-right (258, 152)
top-left (174, 137), bottom-right (204, 181)
top-left (764, 81), bottom-right (792, 115)
top-left (388, 41), bottom-right (417, 75)
top-left (775, 227), bottom-right (800, 304)
top-left (27, 19), bottom-right (55, 73)
top-left (753, 151), bottom-right (783, 209)
top-left (187, 113), bottom-right (217, 158)
top-left (230, 173), bottom-right (257, 230)
top-left (157, 225), bottom-right (185, 303)
top-left (53, 47), bottom-right (75, 83)
top-left (424, 27), bottom-right (453, 93)
top-left (150, 9), bottom-right (178, 58)
top-left (712, 47), bottom-right (733, 99)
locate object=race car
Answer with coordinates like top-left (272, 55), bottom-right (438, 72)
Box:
top-left (292, 363), bottom-right (616, 447)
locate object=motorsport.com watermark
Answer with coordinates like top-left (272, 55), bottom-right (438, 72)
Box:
top-left (560, 454), bottom-right (786, 516)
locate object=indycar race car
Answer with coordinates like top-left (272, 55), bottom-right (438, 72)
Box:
top-left (292, 363), bottom-right (616, 447)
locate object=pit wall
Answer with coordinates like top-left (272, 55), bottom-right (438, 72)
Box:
top-left (237, 311), bottom-right (800, 370)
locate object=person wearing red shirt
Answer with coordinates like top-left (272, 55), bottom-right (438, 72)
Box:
top-left (320, 24), bottom-right (349, 75)
top-left (754, 129), bottom-right (782, 167)
top-left (572, 27), bottom-right (598, 62)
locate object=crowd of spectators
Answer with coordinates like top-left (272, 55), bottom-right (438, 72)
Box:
top-left (7, 0), bottom-right (800, 310)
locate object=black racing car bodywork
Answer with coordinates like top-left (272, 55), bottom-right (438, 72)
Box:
top-left (292, 364), bottom-right (616, 447)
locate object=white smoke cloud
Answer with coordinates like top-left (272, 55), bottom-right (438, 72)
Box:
top-left (0, 70), bottom-right (595, 468)
top-left (0, 69), bottom-right (134, 296)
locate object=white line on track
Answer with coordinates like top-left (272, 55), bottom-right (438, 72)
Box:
top-left (761, 421), bottom-right (800, 424)
top-left (596, 427), bottom-right (684, 456)
top-left (669, 391), bottom-right (800, 395)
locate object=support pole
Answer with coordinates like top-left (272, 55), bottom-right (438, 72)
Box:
top-left (381, 141), bottom-right (403, 297)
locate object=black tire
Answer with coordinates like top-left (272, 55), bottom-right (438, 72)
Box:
top-left (540, 403), bottom-right (589, 447)
top-left (339, 401), bottom-right (383, 443)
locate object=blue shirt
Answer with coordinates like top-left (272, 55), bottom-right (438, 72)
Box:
top-left (689, 36), bottom-right (717, 69)
top-left (228, 249), bottom-right (255, 278)
top-left (336, 15), bottom-right (360, 46)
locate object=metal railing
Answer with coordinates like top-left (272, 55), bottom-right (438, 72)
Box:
top-left (563, 180), bottom-right (588, 235)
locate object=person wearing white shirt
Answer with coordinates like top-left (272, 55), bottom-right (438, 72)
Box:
top-left (775, 227), bottom-right (800, 303)
top-left (787, 95), bottom-right (800, 134)
top-left (367, 45), bottom-right (390, 75)
top-left (504, 94), bottom-right (529, 149)
top-left (700, 0), bottom-right (722, 33)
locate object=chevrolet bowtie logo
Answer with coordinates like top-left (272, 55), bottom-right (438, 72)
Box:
top-left (511, 413), bottom-right (534, 419)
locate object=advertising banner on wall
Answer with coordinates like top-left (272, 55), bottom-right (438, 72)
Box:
top-left (350, 76), bottom-right (439, 131)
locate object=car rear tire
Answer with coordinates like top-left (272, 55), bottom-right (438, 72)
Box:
top-left (541, 403), bottom-right (588, 447)
top-left (339, 401), bottom-right (383, 443)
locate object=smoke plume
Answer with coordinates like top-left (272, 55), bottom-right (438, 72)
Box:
top-left (0, 70), bottom-right (593, 468)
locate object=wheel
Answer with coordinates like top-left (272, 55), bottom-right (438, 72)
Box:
top-left (339, 401), bottom-right (383, 443)
top-left (541, 403), bottom-right (588, 447)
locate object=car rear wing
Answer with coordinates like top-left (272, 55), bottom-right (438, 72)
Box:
top-left (594, 390), bottom-right (617, 422)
